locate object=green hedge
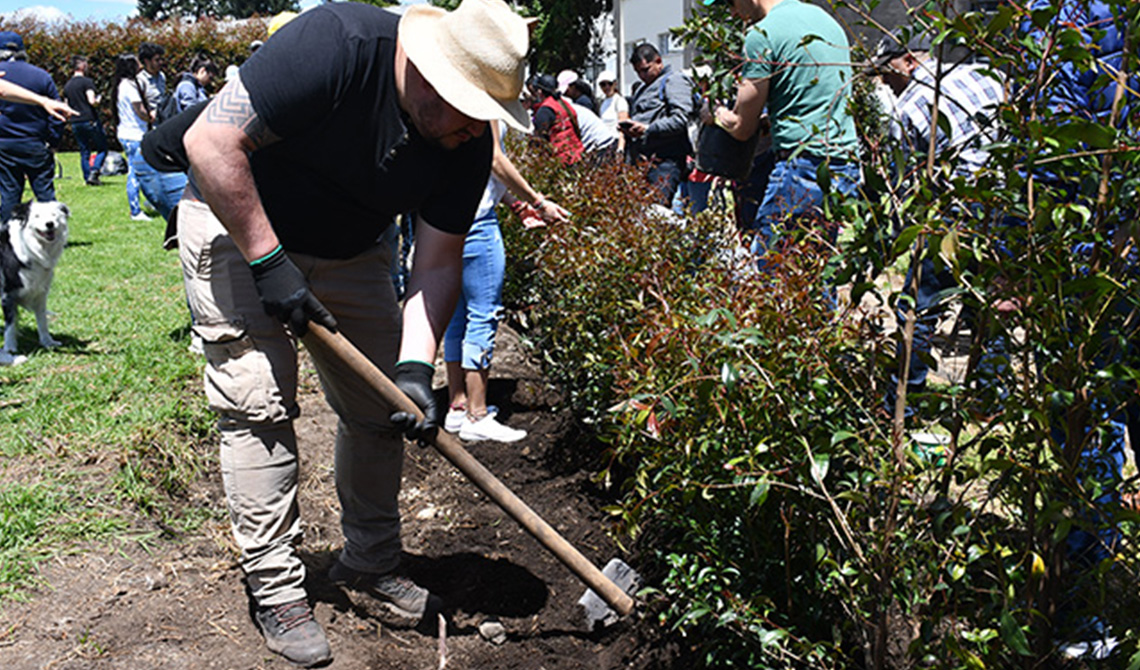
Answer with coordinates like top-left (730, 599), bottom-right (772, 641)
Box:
top-left (0, 16), bottom-right (268, 151)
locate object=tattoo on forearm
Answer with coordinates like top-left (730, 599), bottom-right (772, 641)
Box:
top-left (205, 80), bottom-right (277, 149)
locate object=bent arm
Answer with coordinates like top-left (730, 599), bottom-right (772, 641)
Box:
top-left (183, 75), bottom-right (282, 262)
top-left (399, 220), bottom-right (466, 363)
top-left (713, 77), bottom-right (769, 141)
top-left (0, 77), bottom-right (76, 122)
top-left (647, 76), bottom-right (695, 138)
top-left (490, 121), bottom-right (569, 223)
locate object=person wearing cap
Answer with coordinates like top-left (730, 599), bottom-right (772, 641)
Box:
top-left (596, 70), bottom-right (628, 131)
top-left (700, 0), bottom-right (860, 269)
top-left (172, 0), bottom-right (532, 665)
top-left (527, 73), bottom-right (585, 164)
top-left (869, 30), bottom-right (1008, 422)
top-left (625, 43), bottom-right (698, 206)
top-left (0, 31), bottom-right (67, 223)
top-left (596, 69), bottom-right (629, 154)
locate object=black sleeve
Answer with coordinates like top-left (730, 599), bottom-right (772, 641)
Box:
top-left (239, 8), bottom-right (351, 139)
top-left (419, 127), bottom-right (493, 235)
top-left (141, 101), bottom-right (208, 172)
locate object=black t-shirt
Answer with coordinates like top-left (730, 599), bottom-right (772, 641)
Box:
top-left (62, 75), bottom-right (97, 123)
top-left (237, 3), bottom-right (492, 259)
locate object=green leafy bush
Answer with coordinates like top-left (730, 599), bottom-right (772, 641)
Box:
top-left (504, 0), bottom-right (1140, 666)
top-left (0, 16), bottom-right (267, 150)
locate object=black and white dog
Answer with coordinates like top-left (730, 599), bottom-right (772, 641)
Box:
top-left (1, 201), bottom-right (70, 366)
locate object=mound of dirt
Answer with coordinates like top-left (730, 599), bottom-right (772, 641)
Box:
top-left (0, 325), bottom-right (681, 669)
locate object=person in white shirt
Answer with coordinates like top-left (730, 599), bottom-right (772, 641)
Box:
top-left (112, 54), bottom-right (150, 220)
top-left (570, 101), bottom-right (619, 162)
top-left (596, 69), bottom-right (629, 153)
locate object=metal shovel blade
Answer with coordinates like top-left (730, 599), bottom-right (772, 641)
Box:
top-left (578, 558), bottom-right (642, 629)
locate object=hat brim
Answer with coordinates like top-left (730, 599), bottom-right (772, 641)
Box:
top-left (399, 5), bottom-right (532, 133)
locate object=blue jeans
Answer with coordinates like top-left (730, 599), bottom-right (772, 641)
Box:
top-left (0, 139), bottom-right (55, 223)
top-left (749, 155), bottom-right (862, 259)
top-left (736, 149), bottom-right (776, 231)
top-left (123, 138), bottom-right (187, 221)
top-left (645, 155), bottom-right (685, 207)
top-left (444, 212), bottom-right (505, 370)
top-left (71, 120), bottom-right (107, 182)
top-left (121, 138), bottom-right (143, 216)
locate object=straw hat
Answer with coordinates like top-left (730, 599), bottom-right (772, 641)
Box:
top-left (399, 0), bottom-right (531, 132)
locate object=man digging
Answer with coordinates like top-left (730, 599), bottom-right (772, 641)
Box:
top-left (172, 0), bottom-right (532, 665)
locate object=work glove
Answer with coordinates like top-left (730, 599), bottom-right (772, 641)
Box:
top-left (389, 360), bottom-right (440, 444)
top-left (249, 245), bottom-right (337, 337)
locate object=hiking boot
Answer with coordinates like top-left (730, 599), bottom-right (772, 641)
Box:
top-left (85, 175), bottom-right (102, 186)
top-left (444, 404), bottom-right (498, 433)
top-left (254, 599), bottom-right (332, 667)
top-left (329, 560), bottom-right (439, 623)
top-left (459, 413), bottom-right (526, 443)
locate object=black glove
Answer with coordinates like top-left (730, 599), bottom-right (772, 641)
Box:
top-left (389, 360), bottom-right (439, 443)
top-left (249, 245), bottom-right (337, 337)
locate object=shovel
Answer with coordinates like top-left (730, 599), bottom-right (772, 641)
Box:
top-left (302, 324), bottom-right (639, 627)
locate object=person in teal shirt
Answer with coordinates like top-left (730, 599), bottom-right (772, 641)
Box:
top-left (701, 0), bottom-right (861, 270)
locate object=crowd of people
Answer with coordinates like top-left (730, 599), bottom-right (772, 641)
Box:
top-left (0, 0), bottom-right (1135, 663)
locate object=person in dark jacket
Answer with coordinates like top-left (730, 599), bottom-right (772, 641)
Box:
top-left (0, 31), bottom-right (65, 223)
top-left (623, 43), bottom-right (696, 205)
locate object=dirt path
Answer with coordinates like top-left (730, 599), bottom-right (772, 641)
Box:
top-left (0, 326), bottom-right (665, 670)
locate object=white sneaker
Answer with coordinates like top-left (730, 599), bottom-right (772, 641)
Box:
top-left (130, 212), bottom-right (151, 221)
top-left (458, 413), bottom-right (525, 443)
top-left (444, 405), bottom-right (497, 433)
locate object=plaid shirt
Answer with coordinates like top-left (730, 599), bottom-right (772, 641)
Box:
top-left (892, 61), bottom-right (1005, 178)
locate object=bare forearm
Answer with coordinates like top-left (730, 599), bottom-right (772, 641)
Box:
top-left (184, 77), bottom-right (281, 262)
top-left (399, 220), bottom-right (464, 363)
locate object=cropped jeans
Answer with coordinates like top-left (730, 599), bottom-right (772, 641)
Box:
top-left (444, 212), bottom-right (505, 370)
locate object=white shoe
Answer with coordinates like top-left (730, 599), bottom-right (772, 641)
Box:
top-left (444, 405), bottom-right (497, 433)
top-left (458, 413), bottom-right (525, 443)
top-left (130, 212), bottom-right (151, 221)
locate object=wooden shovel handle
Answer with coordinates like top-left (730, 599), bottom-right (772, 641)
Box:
top-left (303, 325), bottom-right (635, 617)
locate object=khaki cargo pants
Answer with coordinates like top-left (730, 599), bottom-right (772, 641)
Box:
top-left (179, 199), bottom-right (406, 607)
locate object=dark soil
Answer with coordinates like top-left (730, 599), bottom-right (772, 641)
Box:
top-left (0, 325), bottom-right (685, 669)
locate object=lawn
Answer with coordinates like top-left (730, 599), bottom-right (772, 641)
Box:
top-left (0, 153), bottom-right (217, 602)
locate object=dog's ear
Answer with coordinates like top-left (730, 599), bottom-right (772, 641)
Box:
top-left (10, 201), bottom-right (30, 223)
top-left (57, 202), bottom-right (70, 218)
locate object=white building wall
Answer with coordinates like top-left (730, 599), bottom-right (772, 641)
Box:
top-left (615, 0), bottom-right (695, 98)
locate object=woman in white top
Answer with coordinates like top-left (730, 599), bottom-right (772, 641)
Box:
top-left (595, 70), bottom-right (629, 154)
top-left (112, 54), bottom-right (150, 220)
top-left (442, 120), bottom-right (569, 443)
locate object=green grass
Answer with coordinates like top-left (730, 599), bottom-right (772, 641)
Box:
top-left (0, 153), bottom-right (218, 601)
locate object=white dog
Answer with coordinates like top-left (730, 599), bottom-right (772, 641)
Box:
top-left (1, 201), bottom-right (69, 366)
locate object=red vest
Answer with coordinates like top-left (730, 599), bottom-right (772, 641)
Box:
top-left (538, 96), bottom-right (583, 165)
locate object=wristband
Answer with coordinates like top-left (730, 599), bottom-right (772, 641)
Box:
top-left (396, 359), bottom-right (435, 369)
top-left (249, 244), bottom-right (283, 267)
top-left (532, 195), bottom-right (546, 210)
